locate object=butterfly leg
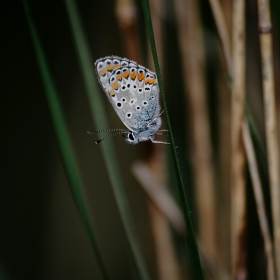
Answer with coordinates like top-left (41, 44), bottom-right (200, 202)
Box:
top-left (150, 139), bottom-right (171, 144)
top-left (149, 136), bottom-right (170, 144)
top-left (156, 129), bottom-right (169, 135)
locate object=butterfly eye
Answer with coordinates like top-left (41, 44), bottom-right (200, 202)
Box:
top-left (121, 85), bottom-right (126, 90)
top-left (127, 84), bottom-right (130, 88)
top-left (133, 85), bottom-right (137, 89)
top-left (128, 133), bottom-right (135, 141)
top-left (136, 106), bottom-right (141, 110)
top-left (117, 102), bottom-right (122, 108)
top-left (143, 101), bottom-right (148, 106)
top-left (138, 88), bottom-right (143, 93)
top-left (121, 98), bottom-right (126, 103)
top-left (130, 99), bottom-right (135, 104)
top-left (126, 113), bottom-right (132, 118)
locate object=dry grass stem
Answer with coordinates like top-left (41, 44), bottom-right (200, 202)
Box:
top-left (132, 161), bottom-right (185, 236)
top-left (132, 160), bottom-right (182, 280)
top-left (216, 72), bottom-right (232, 271)
top-left (207, 0), bottom-right (233, 76)
top-left (173, 0), bottom-right (217, 262)
top-left (231, 0), bottom-right (246, 278)
top-left (198, 242), bottom-right (231, 280)
top-left (242, 121), bottom-right (276, 280)
top-left (115, 0), bottom-right (141, 61)
top-left (208, 0), bottom-right (233, 267)
top-left (148, 202), bottom-right (182, 280)
top-left (147, 0), bottom-right (163, 70)
top-left (257, 0), bottom-right (280, 277)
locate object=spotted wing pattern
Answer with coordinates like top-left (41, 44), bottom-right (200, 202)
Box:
top-left (94, 56), bottom-right (160, 131)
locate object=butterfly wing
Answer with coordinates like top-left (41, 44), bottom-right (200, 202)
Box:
top-left (95, 56), bottom-right (161, 132)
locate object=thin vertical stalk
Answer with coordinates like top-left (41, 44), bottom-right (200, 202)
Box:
top-left (115, 0), bottom-right (141, 61)
top-left (145, 0), bottom-right (180, 278)
top-left (173, 0), bottom-right (217, 261)
top-left (207, 0), bottom-right (233, 77)
top-left (231, 0), bottom-right (246, 278)
top-left (132, 160), bottom-right (181, 280)
top-left (141, 0), bottom-right (204, 279)
top-left (207, 0), bottom-right (232, 270)
top-left (242, 121), bottom-right (276, 280)
top-left (257, 0), bottom-right (280, 277)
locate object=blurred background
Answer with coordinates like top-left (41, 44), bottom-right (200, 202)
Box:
top-left (1, 0), bottom-right (280, 279)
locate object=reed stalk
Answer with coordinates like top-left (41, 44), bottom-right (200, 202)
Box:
top-left (231, 0), bottom-right (246, 278)
top-left (173, 0), bottom-right (217, 262)
top-left (257, 0), bottom-right (280, 277)
top-left (243, 121), bottom-right (276, 280)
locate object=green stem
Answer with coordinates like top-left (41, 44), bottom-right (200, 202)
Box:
top-left (141, 0), bottom-right (205, 279)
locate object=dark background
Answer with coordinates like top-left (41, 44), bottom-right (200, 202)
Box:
top-left (1, 0), bottom-right (280, 279)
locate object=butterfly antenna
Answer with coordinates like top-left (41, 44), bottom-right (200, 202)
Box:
top-left (87, 128), bottom-right (127, 135)
top-left (93, 131), bottom-right (129, 144)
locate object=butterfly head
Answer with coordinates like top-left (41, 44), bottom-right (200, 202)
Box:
top-left (123, 132), bottom-right (139, 144)
top-left (123, 116), bottom-right (162, 145)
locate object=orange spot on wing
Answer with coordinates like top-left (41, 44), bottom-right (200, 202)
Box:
top-left (107, 64), bottom-right (113, 71)
top-left (116, 73), bottom-right (123, 80)
top-left (114, 63), bottom-right (120, 69)
top-left (153, 79), bottom-right (157, 84)
top-left (123, 70), bottom-right (129, 78)
top-left (111, 80), bottom-right (118, 90)
top-left (99, 68), bottom-right (106, 76)
top-left (130, 71), bottom-right (136, 80)
top-left (145, 77), bottom-right (154, 84)
top-left (109, 88), bottom-right (115, 96)
top-left (138, 72), bottom-right (145, 81)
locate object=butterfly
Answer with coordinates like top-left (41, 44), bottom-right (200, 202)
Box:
top-left (88, 56), bottom-right (169, 144)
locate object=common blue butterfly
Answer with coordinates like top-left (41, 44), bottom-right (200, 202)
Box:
top-left (88, 56), bottom-right (168, 144)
